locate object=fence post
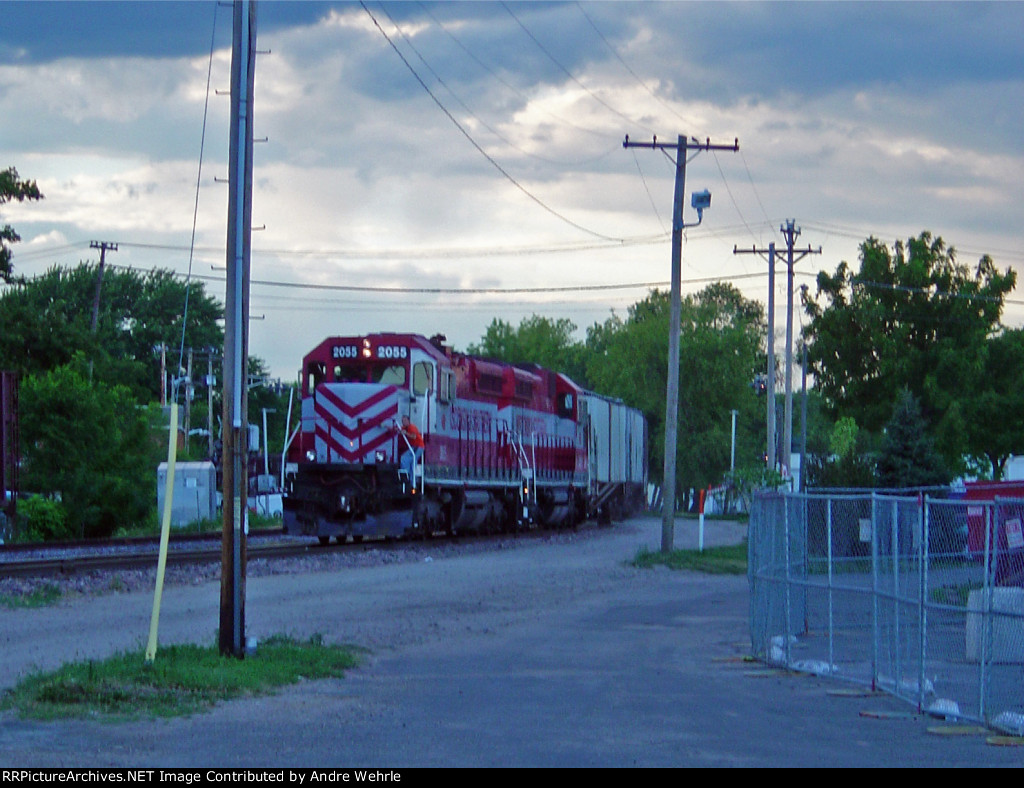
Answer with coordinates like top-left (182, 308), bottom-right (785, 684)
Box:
top-left (918, 495), bottom-right (928, 713)
top-left (871, 491), bottom-right (879, 690)
top-left (784, 492), bottom-right (792, 666)
top-left (892, 497), bottom-right (901, 697)
top-left (980, 501), bottom-right (995, 722)
top-left (827, 495), bottom-right (834, 671)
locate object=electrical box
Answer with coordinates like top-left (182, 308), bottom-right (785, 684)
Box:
top-left (157, 461), bottom-right (218, 527)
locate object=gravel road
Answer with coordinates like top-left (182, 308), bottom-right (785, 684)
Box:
top-left (3, 514), bottom-right (1020, 767)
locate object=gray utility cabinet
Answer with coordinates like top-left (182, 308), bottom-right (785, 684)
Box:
top-left (157, 461), bottom-right (218, 527)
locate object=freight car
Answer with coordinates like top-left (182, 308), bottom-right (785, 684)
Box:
top-left (282, 333), bottom-right (646, 543)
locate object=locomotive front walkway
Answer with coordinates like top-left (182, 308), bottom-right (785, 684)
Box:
top-left (2, 515), bottom-right (1018, 767)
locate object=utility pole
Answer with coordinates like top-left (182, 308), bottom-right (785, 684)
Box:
top-left (220, 0), bottom-right (257, 659)
top-left (734, 243), bottom-right (776, 471)
top-left (623, 134), bottom-right (739, 553)
top-left (779, 220), bottom-right (820, 479)
top-left (207, 348), bottom-right (216, 459)
top-left (183, 348), bottom-right (193, 457)
top-left (800, 333), bottom-right (808, 492)
top-left (158, 343), bottom-right (168, 407)
top-left (730, 409), bottom-right (738, 472)
top-left (735, 222), bottom-right (819, 480)
top-left (89, 241), bottom-right (118, 334)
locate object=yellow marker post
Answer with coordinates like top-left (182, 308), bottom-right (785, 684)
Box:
top-left (146, 404), bottom-right (178, 662)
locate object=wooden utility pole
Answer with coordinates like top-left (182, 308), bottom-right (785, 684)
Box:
top-left (623, 134), bottom-right (739, 552)
top-left (734, 243), bottom-right (776, 471)
top-left (220, 0), bottom-right (257, 658)
top-left (89, 241), bottom-right (117, 334)
top-left (779, 220), bottom-right (820, 478)
top-left (734, 222), bottom-right (819, 479)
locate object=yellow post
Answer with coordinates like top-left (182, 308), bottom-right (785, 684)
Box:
top-left (146, 404), bottom-right (179, 662)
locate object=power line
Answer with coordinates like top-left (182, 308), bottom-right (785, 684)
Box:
top-left (360, 1), bottom-right (624, 243)
top-left (376, 3), bottom-right (617, 169)
top-left (417, 1), bottom-right (609, 141)
top-left (574, 2), bottom-right (700, 134)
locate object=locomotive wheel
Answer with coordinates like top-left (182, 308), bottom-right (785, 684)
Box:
top-left (352, 534), bottom-right (364, 544)
top-left (318, 536), bottom-right (331, 546)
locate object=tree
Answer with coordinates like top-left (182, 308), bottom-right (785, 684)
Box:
top-left (804, 416), bottom-right (876, 489)
top-left (803, 232), bottom-right (1016, 474)
top-left (467, 314), bottom-right (588, 385)
top-left (0, 264), bottom-right (223, 401)
top-left (964, 328), bottom-right (1024, 478)
top-left (1, 166), bottom-right (42, 282)
top-left (876, 389), bottom-right (950, 488)
top-left (19, 358), bottom-right (163, 539)
top-left (586, 283), bottom-right (766, 495)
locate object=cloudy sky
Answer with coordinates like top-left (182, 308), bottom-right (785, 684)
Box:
top-left (2, 1), bottom-right (1022, 380)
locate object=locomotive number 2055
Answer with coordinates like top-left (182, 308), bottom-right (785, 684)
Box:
top-left (376, 346), bottom-right (408, 359)
top-left (331, 345), bottom-right (408, 360)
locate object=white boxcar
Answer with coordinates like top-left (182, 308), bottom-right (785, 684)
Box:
top-left (579, 390), bottom-right (647, 520)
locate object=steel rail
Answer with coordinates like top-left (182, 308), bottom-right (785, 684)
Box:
top-left (0, 539), bottom-right (334, 579)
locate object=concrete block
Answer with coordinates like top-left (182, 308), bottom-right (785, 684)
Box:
top-left (966, 587), bottom-right (1024, 663)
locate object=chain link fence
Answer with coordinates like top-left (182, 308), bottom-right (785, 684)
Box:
top-left (749, 490), bottom-right (1024, 734)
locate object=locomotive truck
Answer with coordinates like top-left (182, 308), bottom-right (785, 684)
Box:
top-left (282, 333), bottom-right (646, 543)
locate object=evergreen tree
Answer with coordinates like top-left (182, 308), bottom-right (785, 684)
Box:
top-left (876, 389), bottom-right (949, 488)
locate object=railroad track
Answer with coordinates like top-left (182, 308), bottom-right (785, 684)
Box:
top-left (1, 524), bottom-right (585, 580)
top-left (0, 530), bottom-right (335, 579)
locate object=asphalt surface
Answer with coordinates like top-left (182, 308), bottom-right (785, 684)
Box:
top-left (2, 515), bottom-right (1021, 767)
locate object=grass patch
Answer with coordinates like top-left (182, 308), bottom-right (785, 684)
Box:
top-left (0, 583), bottom-right (63, 609)
top-left (110, 512), bottom-right (282, 540)
top-left (931, 583), bottom-right (981, 608)
top-left (0, 634), bottom-right (359, 720)
top-left (633, 541), bottom-right (748, 574)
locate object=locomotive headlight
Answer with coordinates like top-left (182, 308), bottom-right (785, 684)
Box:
top-left (375, 450), bottom-right (386, 463)
top-left (306, 450), bottom-right (316, 462)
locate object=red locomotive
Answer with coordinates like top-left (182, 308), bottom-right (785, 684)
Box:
top-left (282, 333), bottom-right (646, 543)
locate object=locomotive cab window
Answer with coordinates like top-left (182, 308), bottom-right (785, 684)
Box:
top-left (557, 393), bottom-right (574, 419)
top-left (306, 362), bottom-right (326, 395)
top-left (412, 361), bottom-right (433, 397)
top-left (333, 364), bottom-right (364, 383)
top-left (439, 369), bottom-right (456, 403)
top-left (374, 364), bottom-right (406, 386)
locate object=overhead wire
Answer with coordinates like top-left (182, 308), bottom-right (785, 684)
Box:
top-left (376, 3), bottom-right (617, 168)
top-left (574, 1), bottom-right (702, 135)
top-left (417, 1), bottom-right (609, 140)
top-left (630, 149), bottom-right (667, 234)
top-left (501, 2), bottom-right (656, 136)
top-left (360, 1), bottom-right (624, 243)
top-left (104, 260), bottom-right (775, 295)
top-left (174, 1), bottom-right (219, 394)
top-left (572, 1), bottom-right (774, 257)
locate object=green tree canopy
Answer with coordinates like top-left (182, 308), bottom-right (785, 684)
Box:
top-left (1, 166), bottom-right (43, 282)
top-left (19, 358), bottom-right (164, 538)
top-left (0, 264), bottom-right (223, 401)
top-left (467, 314), bottom-right (588, 385)
top-left (803, 232), bottom-right (1016, 473)
top-left (585, 282), bottom-right (766, 493)
top-left (964, 327), bottom-right (1024, 479)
